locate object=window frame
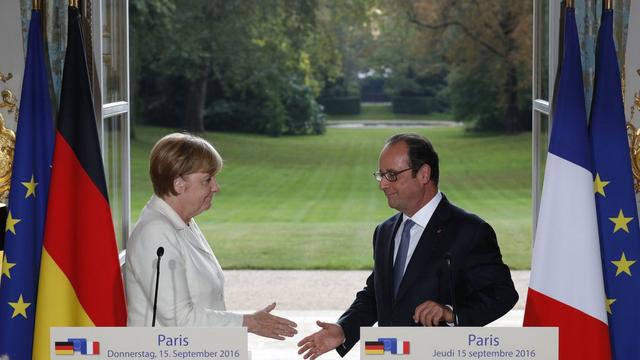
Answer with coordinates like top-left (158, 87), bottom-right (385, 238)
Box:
top-left (532, 0), bottom-right (558, 241)
top-left (91, 0), bottom-right (130, 263)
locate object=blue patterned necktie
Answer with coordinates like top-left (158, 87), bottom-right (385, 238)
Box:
top-left (393, 219), bottom-right (415, 297)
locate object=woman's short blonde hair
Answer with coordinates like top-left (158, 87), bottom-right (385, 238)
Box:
top-left (149, 133), bottom-right (223, 197)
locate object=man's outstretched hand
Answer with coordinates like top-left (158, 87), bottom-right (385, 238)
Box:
top-left (297, 321), bottom-right (346, 359)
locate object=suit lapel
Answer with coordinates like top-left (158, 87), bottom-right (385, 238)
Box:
top-left (394, 196), bottom-right (452, 302)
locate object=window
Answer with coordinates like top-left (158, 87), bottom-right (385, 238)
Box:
top-left (92, 0), bottom-right (130, 255)
top-left (103, 112), bottom-right (127, 250)
top-left (532, 0), bottom-right (554, 238)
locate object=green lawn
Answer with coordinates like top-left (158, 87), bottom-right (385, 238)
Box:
top-left (131, 126), bottom-right (532, 269)
top-left (326, 103), bottom-right (454, 121)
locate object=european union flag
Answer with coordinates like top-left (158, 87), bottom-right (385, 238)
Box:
top-left (0, 10), bottom-right (54, 359)
top-left (589, 8), bottom-right (640, 360)
top-left (378, 338), bottom-right (397, 354)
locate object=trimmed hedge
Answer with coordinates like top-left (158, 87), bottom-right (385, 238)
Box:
top-left (204, 83), bottom-right (326, 136)
top-left (392, 96), bottom-right (427, 114)
top-left (318, 97), bottom-right (361, 115)
top-left (392, 96), bottom-right (446, 114)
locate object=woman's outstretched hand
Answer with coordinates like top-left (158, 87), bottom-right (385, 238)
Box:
top-left (243, 302), bottom-right (298, 340)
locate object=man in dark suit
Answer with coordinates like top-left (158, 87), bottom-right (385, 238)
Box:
top-left (297, 133), bottom-right (518, 359)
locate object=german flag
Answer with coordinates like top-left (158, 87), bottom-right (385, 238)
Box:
top-left (32, 5), bottom-right (126, 358)
top-left (364, 341), bottom-right (384, 355)
top-left (54, 342), bottom-right (74, 355)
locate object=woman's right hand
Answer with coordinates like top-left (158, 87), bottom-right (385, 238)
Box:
top-left (243, 302), bottom-right (298, 340)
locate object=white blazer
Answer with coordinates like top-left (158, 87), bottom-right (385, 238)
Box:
top-left (124, 195), bottom-right (243, 327)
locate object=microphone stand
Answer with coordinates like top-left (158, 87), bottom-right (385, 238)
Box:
top-left (445, 253), bottom-right (458, 326)
top-left (152, 246), bottom-right (164, 327)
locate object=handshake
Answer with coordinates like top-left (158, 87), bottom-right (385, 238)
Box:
top-left (254, 300), bottom-right (455, 359)
top-left (241, 305), bottom-right (343, 359)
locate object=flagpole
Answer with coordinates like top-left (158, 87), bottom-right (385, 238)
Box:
top-left (604, 0), bottom-right (613, 10)
top-left (566, 0), bottom-right (574, 9)
top-left (32, 0), bottom-right (41, 10)
top-left (70, 0), bottom-right (78, 8)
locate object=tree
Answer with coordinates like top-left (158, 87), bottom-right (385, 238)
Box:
top-left (129, 0), bottom-right (175, 136)
top-left (313, 0), bottom-right (379, 98)
top-left (160, 1), bottom-right (261, 132)
top-left (395, 0), bottom-right (532, 132)
top-left (361, 4), bottom-right (449, 102)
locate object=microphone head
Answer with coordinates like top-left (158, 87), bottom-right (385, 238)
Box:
top-left (157, 246), bottom-right (165, 257)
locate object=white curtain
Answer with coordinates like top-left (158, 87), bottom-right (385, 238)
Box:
top-left (625, 1), bottom-right (639, 126)
top-left (0, 1), bottom-right (25, 132)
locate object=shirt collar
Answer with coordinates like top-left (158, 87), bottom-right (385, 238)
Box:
top-left (403, 191), bottom-right (442, 228)
top-left (147, 194), bottom-right (190, 230)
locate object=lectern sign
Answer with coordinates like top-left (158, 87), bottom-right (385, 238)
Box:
top-left (50, 327), bottom-right (248, 360)
top-left (360, 327), bottom-right (557, 360)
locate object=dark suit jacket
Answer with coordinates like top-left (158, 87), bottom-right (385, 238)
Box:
top-left (336, 194), bottom-right (518, 356)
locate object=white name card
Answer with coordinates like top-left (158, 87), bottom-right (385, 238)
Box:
top-left (360, 327), bottom-right (557, 359)
top-left (50, 327), bottom-right (248, 360)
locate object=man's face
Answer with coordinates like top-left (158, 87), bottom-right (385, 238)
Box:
top-left (378, 142), bottom-right (429, 216)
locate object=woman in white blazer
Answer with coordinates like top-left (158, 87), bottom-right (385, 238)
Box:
top-left (125, 133), bottom-right (297, 340)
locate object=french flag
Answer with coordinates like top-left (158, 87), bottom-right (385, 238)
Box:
top-left (397, 341), bottom-right (410, 355)
top-left (523, 5), bottom-right (611, 360)
top-left (86, 341), bottom-right (100, 355)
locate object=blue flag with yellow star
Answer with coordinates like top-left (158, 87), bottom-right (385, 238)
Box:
top-left (590, 9), bottom-right (640, 360)
top-left (0, 9), bottom-right (54, 359)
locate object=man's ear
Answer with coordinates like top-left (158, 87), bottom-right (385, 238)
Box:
top-left (420, 164), bottom-right (432, 184)
top-left (174, 177), bottom-right (185, 194)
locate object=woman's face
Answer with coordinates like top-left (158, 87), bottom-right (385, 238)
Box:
top-left (179, 172), bottom-right (219, 218)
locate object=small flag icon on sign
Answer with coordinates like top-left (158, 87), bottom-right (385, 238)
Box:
top-left (365, 341), bottom-right (385, 355)
top-left (364, 338), bottom-right (410, 355)
top-left (54, 338), bottom-right (100, 355)
top-left (54, 342), bottom-right (74, 355)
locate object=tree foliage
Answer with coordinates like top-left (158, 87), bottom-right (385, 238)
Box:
top-left (398, 0), bottom-right (533, 132)
top-left (130, 0), bottom-right (374, 135)
top-left (131, 0), bottom-right (532, 135)
top-left (315, 1), bottom-right (379, 98)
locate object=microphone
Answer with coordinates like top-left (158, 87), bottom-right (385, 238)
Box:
top-left (444, 252), bottom-right (458, 326)
top-left (152, 246), bottom-right (164, 327)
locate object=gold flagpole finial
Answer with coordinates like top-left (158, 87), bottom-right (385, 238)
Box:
top-left (604, 0), bottom-right (613, 10)
top-left (32, 0), bottom-right (41, 10)
top-left (565, 0), bottom-right (574, 9)
top-left (70, 0), bottom-right (79, 8)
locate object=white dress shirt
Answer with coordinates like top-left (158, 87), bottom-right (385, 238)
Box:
top-left (393, 191), bottom-right (443, 276)
top-left (124, 195), bottom-right (243, 327)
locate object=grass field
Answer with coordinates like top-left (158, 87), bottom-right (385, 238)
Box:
top-left (326, 103), bottom-right (454, 121)
top-left (131, 125), bottom-right (532, 269)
